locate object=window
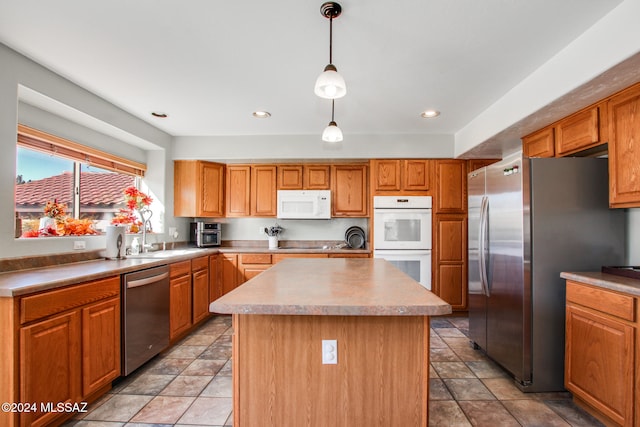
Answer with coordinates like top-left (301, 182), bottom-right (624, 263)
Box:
top-left (15, 125), bottom-right (146, 238)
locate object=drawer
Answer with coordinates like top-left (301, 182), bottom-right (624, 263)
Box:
top-left (191, 256), bottom-right (209, 271)
top-left (20, 276), bottom-right (120, 324)
top-left (566, 280), bottom-right (635, 322)
top-left (240, 253), bottom-right (272, 264)
top-left (170, 260), bottom-right (191, 278)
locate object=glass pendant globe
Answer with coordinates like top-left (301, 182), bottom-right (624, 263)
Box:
top-left (322, 122), bottom-right (343, 142)
top-left (314, 66), bottom-right (347, 99)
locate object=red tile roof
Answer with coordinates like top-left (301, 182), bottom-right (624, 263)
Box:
top-left (16, 172), bottom-right (134, 207)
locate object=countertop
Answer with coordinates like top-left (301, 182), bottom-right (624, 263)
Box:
top-left (560, 271), bottom-right (640, 297)
top-left (0, 245), bottom-right (370, 297)
top-left (209, 258), bottom-right (452, 316)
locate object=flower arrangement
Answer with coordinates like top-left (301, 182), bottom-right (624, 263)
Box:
top-left (44, 199), bottom-right (67, 219)
top-left (124, 186), bottom-right (153, 211)
top-left (264, 224), bottom-right (283, 236)
top-left (111, 187), bottom-right (153, 233)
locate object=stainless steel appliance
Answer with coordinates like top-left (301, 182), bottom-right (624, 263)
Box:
top-left (190, 222), bottom-right (221, 247)
top-left (122, 265), bottom-right (170, 375)
top-left (277, 190), bottom-right (331, 219)
top-left (468, 152), bottom-right (626, 392)
top-left (373, 196), bottom-right (432, 289)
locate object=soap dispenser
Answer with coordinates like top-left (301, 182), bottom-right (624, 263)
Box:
top-left (131, 237), bottom-right (140, 255)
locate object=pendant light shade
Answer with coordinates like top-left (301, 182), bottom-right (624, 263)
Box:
top-left (322, 99), bottom-right (343, 142)
top-left (315, 65), bottom-right (346, 99)
top-left (315, 2), bottom-right (346, 100)
top-left (322, 121), bottom-right (343, 142)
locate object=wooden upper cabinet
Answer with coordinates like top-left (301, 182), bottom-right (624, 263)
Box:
top-left (278, 165), bottom-right (303, 190)
top-left (523, 127), bottom-right (555, 158)
top-left (251, 165), bottom-right (277, 216)
top-left (304, 164), bottom-right (331, 189)
top-left (371, 159), bottom-right (431, 193)
top-left (331, 164), bottom-right (368, 217)
top-left (434, 160), bottom-right (467, 214)
top-left (226, 165), bottom-right (251, 216)
top-left (403, 160), bottom-right (431, 191)
top-left (372, 159), bottom-right (401, 192)
top-left (174, 160), bottom-right (225, 217)
top-left (555, 104), bottom-right (605, 156)
top-left (608, 83), bottom-right (640, 208)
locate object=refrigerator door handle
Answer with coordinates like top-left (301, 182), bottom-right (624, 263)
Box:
top-left (479, 196), bottom-right (490, 296)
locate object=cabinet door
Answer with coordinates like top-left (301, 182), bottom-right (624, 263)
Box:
top-left (82, 297), bottom-right (120, 396)
top-left (372, 159), bottom-right (401, 192)
top-left (209, 255), bottom-right (221, 303)
top-left (522, 127), bottom-right (555, 158)
top-left (608, 83), bottom-right (640, 208)
top-left (20, 311), bottom-right (81, 427)
top-left (170, 274), bottom-right (193, 340)
top-left (555, 106), bottom-right (602, 156)
top-left (434, 160), bottom-right (467, 214)
top-left (251, 165), bottom-right (277, 216)
top-left (304, 165), bottom-right (331, 189)
top-left (174, 160), bottom-right (224, 217)
top-left (226, 165), bottom-right (251, 216)
top-left (192, 268), bottom-right (210, 324)
top-left (403, 160), bottom-right (431, 191)
top-left (331, 164), bottom-right (368, 217)
top-left (278, 165), bottom-right (303, 190)
top-left (221, 254), bottom-right (239, 295)
top-left (433, 215), bottom-right (467, 310)
top-left (467, 159), bottom-right (500, 173)
top-left (199, 161), bottom-right (225, 216)
top-left (565, 304), bottom-right (634, 426)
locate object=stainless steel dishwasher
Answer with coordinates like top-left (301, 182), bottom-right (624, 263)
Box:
top-left (122, 264), bottom-right (170, 375)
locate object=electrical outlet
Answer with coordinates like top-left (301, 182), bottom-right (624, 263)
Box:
top-left (73, 240), bottom-right (86, 250)
top-left (168, 227), bottom-right (176, 236)
top-left (259, 226), bottom-right (265, 235)
top-left (322, 339), bottom-right (337, 364)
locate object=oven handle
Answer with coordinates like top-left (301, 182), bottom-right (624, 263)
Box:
top-left (373, 208), bottom-right (432, 214)
top-left (127, 272), bottom-right (169, 289)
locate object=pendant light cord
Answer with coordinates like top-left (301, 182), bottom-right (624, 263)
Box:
top-left (329, 17), bottom-right (333, 64)
top-left (331, 99), bottom-right (335, 121)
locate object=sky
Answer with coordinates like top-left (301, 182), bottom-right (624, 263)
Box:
top-left (16, 147), bottom-right (72, 182)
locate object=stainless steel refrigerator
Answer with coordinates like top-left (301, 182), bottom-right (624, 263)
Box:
top-left (468, 151), bottom-right (626, 392)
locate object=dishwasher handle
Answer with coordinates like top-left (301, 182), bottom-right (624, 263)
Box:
top-left (126, 272), bottom-right (169, 289)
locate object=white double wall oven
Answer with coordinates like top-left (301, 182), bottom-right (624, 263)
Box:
top-left (373, 196), bottom-right (432, 289)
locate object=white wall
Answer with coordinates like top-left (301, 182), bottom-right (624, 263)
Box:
top-left (172, 134), bottom-right (454, 162)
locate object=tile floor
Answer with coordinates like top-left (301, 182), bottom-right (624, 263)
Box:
top-left (64, 314), bottom-right (604, 427)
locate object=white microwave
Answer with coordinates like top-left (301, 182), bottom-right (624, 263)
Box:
top-left (277, 190), bottom-right (331, 219)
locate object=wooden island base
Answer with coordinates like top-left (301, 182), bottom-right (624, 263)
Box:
top-left (210, 258), bottom-right (451, 427)
top-left (233, 313), bottom-right (430, 427)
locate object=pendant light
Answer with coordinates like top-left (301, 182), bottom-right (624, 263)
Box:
top-left (322, 100), bottom-right (343, 142)
top-left (314, 2), bottom-right (346, 99)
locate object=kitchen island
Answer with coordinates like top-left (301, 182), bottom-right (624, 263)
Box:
top-left (209, 258), bottom-right (451, 427)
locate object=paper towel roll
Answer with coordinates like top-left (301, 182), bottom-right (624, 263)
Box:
top-left (105, 225), bottom-right (126, 259)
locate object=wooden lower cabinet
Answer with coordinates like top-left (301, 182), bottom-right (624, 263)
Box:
top-left (81, 297), bottom-right (120, 396)
top-left (238, 254), bottom-right (272, 283)
top-left (565, 280), bottom-right (638, 427)
top-left (20, 311), bottom-right (81, 427)
top-left (192, 256), bottom-right (210, 324)
top-left (170, 261), bottom-right (193, 340)
top-left (221, 254), bottom-right (239, 295)
top-left (209, 255), bottom-right (221, 303)
top-left (433, 215), bottom-right (467, 310)
top-left (16, 276), bottom-right (120, 427)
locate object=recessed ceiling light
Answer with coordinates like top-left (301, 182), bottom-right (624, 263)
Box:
top-left (151, 112), bottom-right (168, 118)
top-left (253, 110), bottom-right (271, 118)
top-left (420, 110), bottom-right (440, 118)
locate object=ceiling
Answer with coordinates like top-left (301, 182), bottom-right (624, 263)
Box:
top-left (0, 0), bottom-right (629, 151)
